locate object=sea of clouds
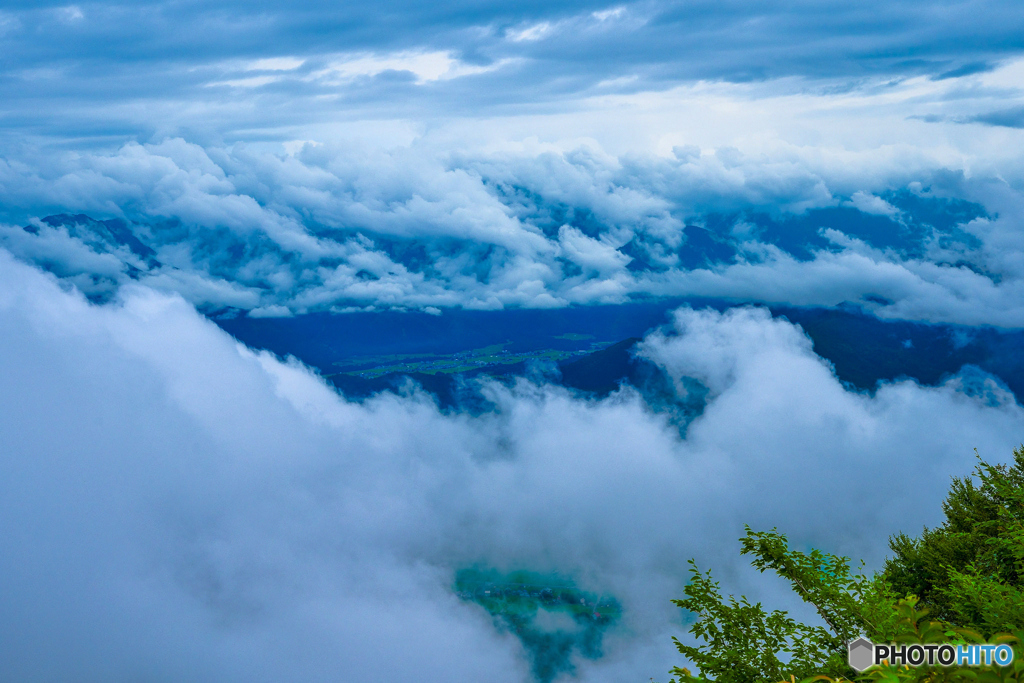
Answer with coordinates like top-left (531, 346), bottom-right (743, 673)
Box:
top-left (4, 15), bottom-right (1024, 328)
top-left (2, 250), bottom-right (1022, 682)
top-left (4, 133), bottom-right (1024, 326)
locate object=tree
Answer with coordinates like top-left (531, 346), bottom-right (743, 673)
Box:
top-left (884, 447), bottom-right (1024, 635)
top-left (670, 447), bottom-right (1024, 683)
top-left (670, 528), bottom-right (900, 683)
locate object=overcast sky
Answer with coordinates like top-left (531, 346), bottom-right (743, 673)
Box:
top-left (2, 0), bottom-right (1024, 144)
top-left (2, 2), bottom-right (1024, 322)
top-left (0, 0), bottom-right (1023, 321)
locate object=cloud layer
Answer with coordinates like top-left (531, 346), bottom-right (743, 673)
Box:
top-left (3, 6), bottom-right (1024, 328)
top-left (3, 0), bottom-right (1024, 143)
top-left (2, 251), bottom-right (1022, 681)
top-left (5, 133), bottom-right (1024, 326)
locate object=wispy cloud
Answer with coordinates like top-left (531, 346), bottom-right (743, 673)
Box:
top-left (506, 21), bottom-right (554, 42)
top-left (308, 50), bottom-right (512, 85)
top-left (248, 56), bottom-right (306, 71)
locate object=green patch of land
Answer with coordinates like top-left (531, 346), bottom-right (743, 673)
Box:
top-left (454, 568), bottom-right (621, 683)
top-left (454, 568), bottom-right (621, 621)
top-left (327, 341), bottom-right (613, 379)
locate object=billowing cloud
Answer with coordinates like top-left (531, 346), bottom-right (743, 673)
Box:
top-left (3, 134), bottom-right (1024, 325)
top-left (2, 4), bottom-right (1023, 326)
top-left (2, 251), bottom-right (1022, 681)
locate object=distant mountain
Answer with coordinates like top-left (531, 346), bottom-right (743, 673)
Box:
top-left (327, 338), bottom-right (652, 405)
top-left (4, 195), bottom-right (996, 320)
top-left (558, 338), bottom-right (643, 394)
top-left (11, 215), bottom-right (1024, 409)
top-left (778, 306), bottom-right (1024, 400)
top-left (220, 304), bottom-right (1024, 412)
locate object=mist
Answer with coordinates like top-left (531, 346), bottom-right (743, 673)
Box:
top-left (1, 249), bottom-right (1021, 682)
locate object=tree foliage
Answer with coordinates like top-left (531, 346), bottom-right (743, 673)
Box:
top-left (670, 447), bottom-right (1024, 683)
top-left (885, 448), bottom-right (1024, 635)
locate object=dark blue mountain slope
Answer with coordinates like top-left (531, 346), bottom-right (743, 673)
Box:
top-left (775, 307), bottom-right (1024, 399)
top-left (217, 303), bottom-right (1024, 409)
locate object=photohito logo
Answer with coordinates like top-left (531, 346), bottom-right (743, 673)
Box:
top-left (847, 638), bottom-right (1015, 671)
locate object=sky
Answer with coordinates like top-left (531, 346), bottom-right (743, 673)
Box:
top-left (2, 1), bottom-right (1024, 682)
top-left (1, 1), bottom-right (1024, 322)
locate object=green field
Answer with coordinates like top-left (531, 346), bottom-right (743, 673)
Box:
top-left (327, 340), bottom-right (612, 379)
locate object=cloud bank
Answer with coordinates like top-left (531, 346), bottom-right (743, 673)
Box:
top-left (3, 11), bottom-right (1024, 328)
top-left (2, 251), bottom-right (1022, 681)
top-left (4, 133), bottom-right (1024, 326)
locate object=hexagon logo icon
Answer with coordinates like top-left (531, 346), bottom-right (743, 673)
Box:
top-left (848, 637), bottom-right (874, 672)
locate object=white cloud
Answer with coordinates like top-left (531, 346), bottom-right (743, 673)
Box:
top-left (1, 253), bottom-right (1022, 681)
top-left (977, 57), bottom-right (1024, 92)
top-left (558, 224), bottom-right (631, 274)
top-left (247, 303), bottom-right (293, 317)
top-left (4, 134), bottom-right (1024, 324)
top-left (310, 51), bottom-right (509, 85)
top-left (505, 7), bottom-right (632, 46)
top-left (592, 7), bottom-right (626, 22)
top-left (57, 5), bottom-right (84, 23)
top-left (506, 22), bottom-right (553, 43)
top-left (847, 191), bottom-right (899, 216)
top-left (248, 57), bottom-right (305, 72)
top-left (207, 75), bottom-right (281, 89)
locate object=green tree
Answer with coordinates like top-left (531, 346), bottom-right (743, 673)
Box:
top-left (670, 447), bottom-right (1024, 683)
top-left (670, 528), bottom-right (900, 683)
top-left (885, 447), bottom-right (1024, 635)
